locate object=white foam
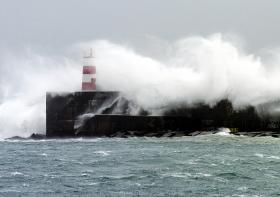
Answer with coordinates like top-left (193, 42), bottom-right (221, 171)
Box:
top-left (11, 171), bottom-right (23, 176)
top-left (2, 34), bottom-right (280, 138)
top-left (215, 128), bottom-right (232, 136)
top-left (255, 153), bottom-right (280, 160)
top-left (94, 150), bottom-right (111, 156)
top-left (255, 153), bottom-right (265, 158)
top-left (267, 155), bottom-right (280, 159)
top-left (237, 186), bottom-right (248, 191)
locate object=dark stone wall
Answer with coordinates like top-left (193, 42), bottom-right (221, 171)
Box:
top-left (46, 91), bottom-right (123, 137)
top-left (164, 100), bottom-right (265, 131)
top-left (77, 115), bottom-right (200, 137)
top-left (46, 92), bottom-right (280, 137)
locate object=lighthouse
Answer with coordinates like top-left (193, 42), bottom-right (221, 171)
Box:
top-left (82, 48), bottom-right (96, 91)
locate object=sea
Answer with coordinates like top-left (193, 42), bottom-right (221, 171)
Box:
top-left (1, 133), bottom-right (280, 196)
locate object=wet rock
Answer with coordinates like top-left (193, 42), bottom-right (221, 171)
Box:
top-left (6, 136), bottom-right (26, 140)
top-left (246, 132), bottom-right (262, 137)
top-left (173, 132), bottom-right (185, 137)
top-left (111, 131), bottom-right (126, 138)
top-left (198, 131), bottom-right (214, 136)
top-left (233, 132), bottom-right (246, 136)
top-left (272, 133), bottom-right (280, 138)
top-left (162, 132), bottom-right (176, 137)
top-left (188, 131), bottom-right (201, 136)
top-left (145, 133), bottom-right (159, 137)
top-left (255, 132), bottom-right (275, 137)
top-left (29, 133), bottom-right (46, 139)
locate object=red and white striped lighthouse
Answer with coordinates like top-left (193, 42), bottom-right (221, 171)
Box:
top-left (82, 48), bottom-right (96, 91)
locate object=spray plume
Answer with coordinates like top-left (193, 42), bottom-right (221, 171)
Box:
top-left (1, 33), bottom-right (280, 138)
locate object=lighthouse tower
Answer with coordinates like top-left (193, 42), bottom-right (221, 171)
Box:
top-left (82, 49), bottom-right (96, 91)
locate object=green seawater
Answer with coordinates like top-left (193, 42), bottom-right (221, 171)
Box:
top-left (1, 134), bottom-right (280, 196)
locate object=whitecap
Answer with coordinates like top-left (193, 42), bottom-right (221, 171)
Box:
top-left (254, 153), bottom-right (264, 158)
top-left (267, 155), bottom-right (280, 160)
top-left (165, 172), bottom-right (211, 179)
top-left (11, 171), bottom-right (23, 176)
top-left (88, 182), bottom-right (99, 186)
top-left (194, 173), bottom-right (212, 177)
top-left (94, 150), bottom-right (111, 156)
top-left (188, 159), bottom-right (198, 165)
top-left (237, 186), bottom-right (248, 191)
top-left (23, 183), bottom-right (29, 187)
top-left (214, 177), bottom-right (228, 183)
top-left (162, 172), bottom-right (191, 178)
top-left (254, 153), bottom-right (280, 160)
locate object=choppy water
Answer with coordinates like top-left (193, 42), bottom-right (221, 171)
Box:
top-left (1, 134), bottom-right (280, 196)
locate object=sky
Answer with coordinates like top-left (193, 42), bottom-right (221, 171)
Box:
top-left (2, 0), bottom-right (280, 137)
top-left (1, 0), bottom-right (280, 54)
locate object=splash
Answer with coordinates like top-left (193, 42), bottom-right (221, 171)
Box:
top-left (0, 51), bottom-right (80, 138)
top-left (215, 128), bottom-right (232, 136)
top-left (89, 34), bottom-right (280, 110)
top-left (1, 33), bottom-right (280, 138)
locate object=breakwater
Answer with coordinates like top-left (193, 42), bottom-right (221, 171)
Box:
top-left (46, 91), bottom-right (280, 138)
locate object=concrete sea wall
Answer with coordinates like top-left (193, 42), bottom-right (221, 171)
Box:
top-left (46, 92), bottom-right (280, 138)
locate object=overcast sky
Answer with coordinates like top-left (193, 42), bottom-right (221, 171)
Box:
top-left (1, 0), bottom-right (280, 54)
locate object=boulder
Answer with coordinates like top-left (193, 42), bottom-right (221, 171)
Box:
top-left (29, 133), bottom-right (46, 140)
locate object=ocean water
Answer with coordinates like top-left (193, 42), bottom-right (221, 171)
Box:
top-left (1, 134), bottom-right (280, 196)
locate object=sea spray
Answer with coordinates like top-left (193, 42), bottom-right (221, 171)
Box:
top-left (89, 34), bottom-right (280, 109)
top-left (0, 52), bottom-right (80, 138)
top-left (2, 34), bottom-right (280, 138)
top-left (73, 95), bottom-right (142, 133)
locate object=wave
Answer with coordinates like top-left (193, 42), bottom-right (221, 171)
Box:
top-left (2, 34), bottom-right (280, 138)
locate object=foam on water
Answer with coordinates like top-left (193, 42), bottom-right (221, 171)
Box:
top-left (255, 153), bottom-right (280, 160)
top-left (11, 172), bottom-right (23, 176)
top-left (215, 128), bottom-right (232, 136)
top-left (94, 150), bottom-right (111, 156)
